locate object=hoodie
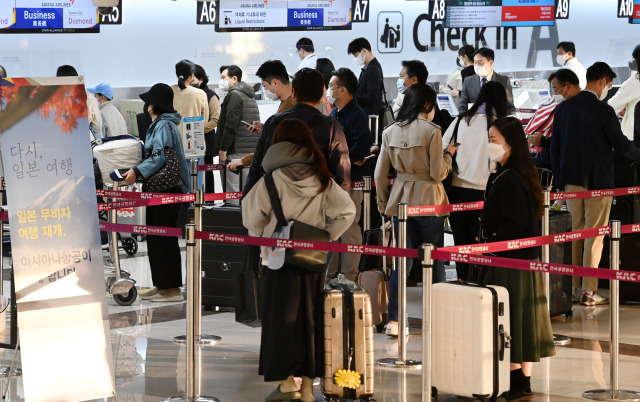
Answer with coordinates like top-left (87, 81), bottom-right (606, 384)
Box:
top-left (217, 81), bottom-right (261, 155)
top-left (133, 112), bottom-right (190, 193)
top-left (242, 141), bottom-right (355, 264)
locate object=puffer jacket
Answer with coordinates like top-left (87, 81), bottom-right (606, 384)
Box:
top-left (217, 81), bottom-right (261, 155)
top-left (242, 141), bottom-right (355, 264)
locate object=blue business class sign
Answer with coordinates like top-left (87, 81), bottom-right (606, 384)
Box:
top-left (16, 8), bottom-right (63, 29)
top-left (287, 8), bottom-right (323, 27)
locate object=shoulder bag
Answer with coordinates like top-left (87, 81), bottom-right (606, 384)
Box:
top-left (442, 116), bottom-right (463, 195)
top-left (143, 123), bottom-right (182, 192)
top-left (264, 172), bottom-right (330, 273)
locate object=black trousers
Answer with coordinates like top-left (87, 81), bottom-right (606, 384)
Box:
top-left (259, 263), bottom-right (325, 381)
top-left (145, 191), bottom-right (183, 290)
top-left (448, 186), bottom-right (484, 281)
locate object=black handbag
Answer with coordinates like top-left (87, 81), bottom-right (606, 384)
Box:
top-left (143, 146), bottom-right (182, 192)
top-left (264, 172), bottom-right (330, 273)
top-left (442, 116), bottom-right (463, 195)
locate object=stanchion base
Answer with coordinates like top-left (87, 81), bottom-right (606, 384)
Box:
top-left (375, 357), bottom-right (422, 369)
top-left (0, 367), bottom-right (21, 377)
top-left (553, 334), bottom-right (572, 346)
top-left (173, 335), bottom-right (222, 346)
top-left (583, 389), bottom-right (640, 401)
top-left (164, 395), bottom-right (219, 402)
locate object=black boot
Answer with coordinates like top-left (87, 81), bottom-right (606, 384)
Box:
top-left (506, 369), bottom-right (533, 400)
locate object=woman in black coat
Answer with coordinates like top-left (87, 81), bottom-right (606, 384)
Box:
top-left (480, 117), bottom-right (555, 400)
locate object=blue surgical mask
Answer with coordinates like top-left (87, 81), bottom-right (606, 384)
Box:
top-left (396, 78), bottom-right (406, 94)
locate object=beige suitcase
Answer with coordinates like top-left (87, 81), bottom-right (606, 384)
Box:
top-left (322, 283), bottom-right (375, 400)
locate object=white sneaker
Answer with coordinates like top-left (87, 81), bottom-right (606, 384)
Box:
top-left (385, 322), bottom-right (398, 337)
top-left (149, 288), bottom-right (183, 302)
top-left (140, 287), bottom-right (159, 300)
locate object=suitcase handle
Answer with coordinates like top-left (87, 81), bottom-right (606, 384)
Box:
top-left (498, 324), bottom-right (511, 361)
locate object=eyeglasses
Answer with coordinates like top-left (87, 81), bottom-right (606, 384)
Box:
top-left (328, 85), bottom-right (342, 90)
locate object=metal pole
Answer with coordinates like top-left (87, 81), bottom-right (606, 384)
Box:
top-left (421, 244), bottom-right (434, 402)
top-left (166, 225), bottom-right (219, 402)
top-left (109, 187), bottom-right (120, 279)
top-left (543, 190), bottom-right (571, 346)
top-left (369, 115), bottom-right (379, 145)
top-left (190, 158), bottom-right (199, 193)
top-left (376, 203), bottom-right (421, 369)
top-left (363, 176), bottom-right (372, 233)
top-left (584, 220), bottom-right (640, 401)
top-left (175, 190), bottom-right (221, 346)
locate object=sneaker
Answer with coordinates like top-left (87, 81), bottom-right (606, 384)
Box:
top-left (572, 288), bottom-right (582, 303)
top-left (139, 287), bottom-right (159, 300)
top-left (385, 321), bottom-right (398, 337)
top-left (149, 288), bottom-right (183, 302)
top-left (580, 292), bottom-right (609, 306)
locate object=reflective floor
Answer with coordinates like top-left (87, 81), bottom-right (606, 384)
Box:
top-left (0, 238), bottom-right (638, 401)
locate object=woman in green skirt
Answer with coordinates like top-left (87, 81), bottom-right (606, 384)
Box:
top-left (479, 116), bottom-right (556, 400)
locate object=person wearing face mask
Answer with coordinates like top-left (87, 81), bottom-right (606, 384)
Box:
top-left (551, 62), bottom-right (640, 306)
top-left (375, 83), bottom-right (458, 336)
top-left (347, 37), bottom-right (385, 118)
top-left (526, 69), bottom-right (581, 169)
top-left (446, 45), bottom-right (475, 108)
top-left (315, 57), bottom-right (336, 116)
top-left (295, 37), bottom-right (318, 71)
top-left (442, 81), bottom-right (508, 282)
top-left (392, 60), bottom-right (428, 115)
top-left (556, 41), bottom-right (587, 89)
top-left (87, 82), bottom-right (128, 138)
top-left (122, 84), bottom-right (190, 302)
top-left (217, 64), bottom-right (260, 196)
top-left (172, 60), bottom-right (209, 139)
top-left (480, 117), bottom-right (556, 400)
top-left (192, 65), bottom-right (221, 193)
top-left (227, 60), bottom-right (295, 173)
top-left (459, 47), bottom-right (515, 115)
top-left (325, 68), bottom-right (374, 281)
top-left (608, 44), bottom-right (640, 141)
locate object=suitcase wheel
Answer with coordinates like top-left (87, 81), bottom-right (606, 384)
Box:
top-left (123, 237), bottom-right (138, 256)
top-left (113, 286), bottom-right (138, 306)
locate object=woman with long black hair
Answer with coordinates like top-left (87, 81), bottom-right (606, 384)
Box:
top-left (375, 83), bottom-right (457, 336)
top-left (480, 117), bottom-right (556, 399)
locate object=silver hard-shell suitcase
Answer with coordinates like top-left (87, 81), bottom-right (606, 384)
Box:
top-left (432, 282), bottom-right (511, 399)
top-left (322, 283), bottom-right (375, 401)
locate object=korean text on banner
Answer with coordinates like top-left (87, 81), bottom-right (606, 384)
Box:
top-left (0, 76), bottom-right (115, 401)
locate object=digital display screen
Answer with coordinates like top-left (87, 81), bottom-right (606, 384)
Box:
top-left (446, 0), bottom-right (555, 28)
top-left (216, 0), bottom-right (352, 32)
top-left (632, 0), bottom-right (640, 23)
top-left (0, 0), bottom-right (99, 34)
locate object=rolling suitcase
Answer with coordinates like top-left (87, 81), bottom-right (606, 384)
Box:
top-left (356, 216), bottom-right (393, 333)
top-left (322, 283), bottom-right (375, 401)
top-left (432, 282), bottom-right (511, 399)
top-left (548, 210), bottom-right (573, 317)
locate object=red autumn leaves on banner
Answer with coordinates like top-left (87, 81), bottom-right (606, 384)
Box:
top-left (0, 85), bottom-right (88, 134)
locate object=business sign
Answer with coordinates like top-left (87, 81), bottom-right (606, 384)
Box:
top-left (215, 0), bottom-right (352, 32)
top-left (0, 0), bottom-right (99, 33)
top-left (0, 76), bottom-right (115, 401)
top-left (446, 0), bottom-right (555, 28)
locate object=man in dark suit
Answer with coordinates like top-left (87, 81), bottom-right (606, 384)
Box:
top-left (459, 47), bottom-right (516, 115)
top-left (347, 37), bottom-right (384, 117)
top-left (551, 62), bottom-right (640, 306)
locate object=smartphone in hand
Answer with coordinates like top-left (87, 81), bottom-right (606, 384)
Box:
top-left (241, 120), bottom-right (256, 130)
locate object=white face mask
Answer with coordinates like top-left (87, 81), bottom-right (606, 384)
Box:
top-left (396, 78), bottom-right (406, 94)
top-left (486, 142), bottom-right (508, 163)
top-left (556, 54), bottom-right (567, 66)
top-left (553, 94), bottom-right (565, 103)
top-left (353, 52), bottom-right (366, 67)
top-left (326, 88), bottom-right (338, 105)
top-left (599, 84), bottom-right (611, 101)
top-left (219, 79), bottom-right (230, 92)
top-left (474, 65), bottom-right (488, 77)
top-left (264, 83), bottom-right (278, 101)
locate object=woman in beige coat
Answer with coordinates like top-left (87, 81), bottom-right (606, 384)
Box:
top-left (374, 83), bottom-right (457, 336)
top-left (243, 119), bottom-right (355, 402)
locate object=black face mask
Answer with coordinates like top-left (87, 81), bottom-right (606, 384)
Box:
top-left (143, 102), bottom-right (151, 119)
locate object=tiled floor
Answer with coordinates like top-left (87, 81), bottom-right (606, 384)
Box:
top-left (0, 238), bottom-right (638, 401)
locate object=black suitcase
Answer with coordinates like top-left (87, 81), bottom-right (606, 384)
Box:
top-left (619, 234), bottom-right (640, 304)
top-left (548, 210), bottom-right (573, 317)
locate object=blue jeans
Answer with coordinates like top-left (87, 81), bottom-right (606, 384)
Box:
top-left (388, 215), bottom-right (445, 322)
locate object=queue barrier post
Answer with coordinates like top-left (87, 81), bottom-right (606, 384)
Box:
top-left (542, 189), bottom-right (571, 346)
top-left (376, 203), bottom-right (421, 369)
top-left (369, 115), bottom-right (380, 145)
top-left (421, 244), bottom-right (434, 402)
top-left (174, 189), bottom-right (221, 347)
top-left (0, 204), bottom-right (21, 379)
top-left (363, 176), bottom-right (372, 233)
top-left (583, 220), bottom-right (640, 401)
top-left (190, 159), bottom-right (199, 193)
top-left (165, 224), bottom-right (219, 402)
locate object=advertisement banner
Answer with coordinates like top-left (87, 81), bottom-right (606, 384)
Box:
top-left (0, 76), bottom-right (115, 401)
top-left (182, 115), bottom-right (205, 159)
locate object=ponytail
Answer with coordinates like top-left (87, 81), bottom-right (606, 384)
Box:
top-left (175, 60), bottom-right (195, 91)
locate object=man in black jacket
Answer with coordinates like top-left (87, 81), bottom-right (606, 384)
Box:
top-left (551, 62), bottom-right (640, 306)
top-left (348, 37), bottom-right (384, 118)
top-left (243, 68), bottom-right (351, 197)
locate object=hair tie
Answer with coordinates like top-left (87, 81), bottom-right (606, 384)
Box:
top-left (179, 75), bottom-right (184, 80)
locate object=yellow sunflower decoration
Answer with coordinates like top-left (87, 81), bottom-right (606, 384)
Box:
top-left (333, 369), bottom-right (362, 389)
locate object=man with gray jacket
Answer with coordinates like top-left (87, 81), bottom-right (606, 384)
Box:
top-left (217, 65), bottom-right (261, 193)
top-left (88, 83), bottom-right (128, 138)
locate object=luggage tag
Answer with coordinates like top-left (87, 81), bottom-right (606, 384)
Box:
top-left (267, 224), bottom-right (291, 270)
